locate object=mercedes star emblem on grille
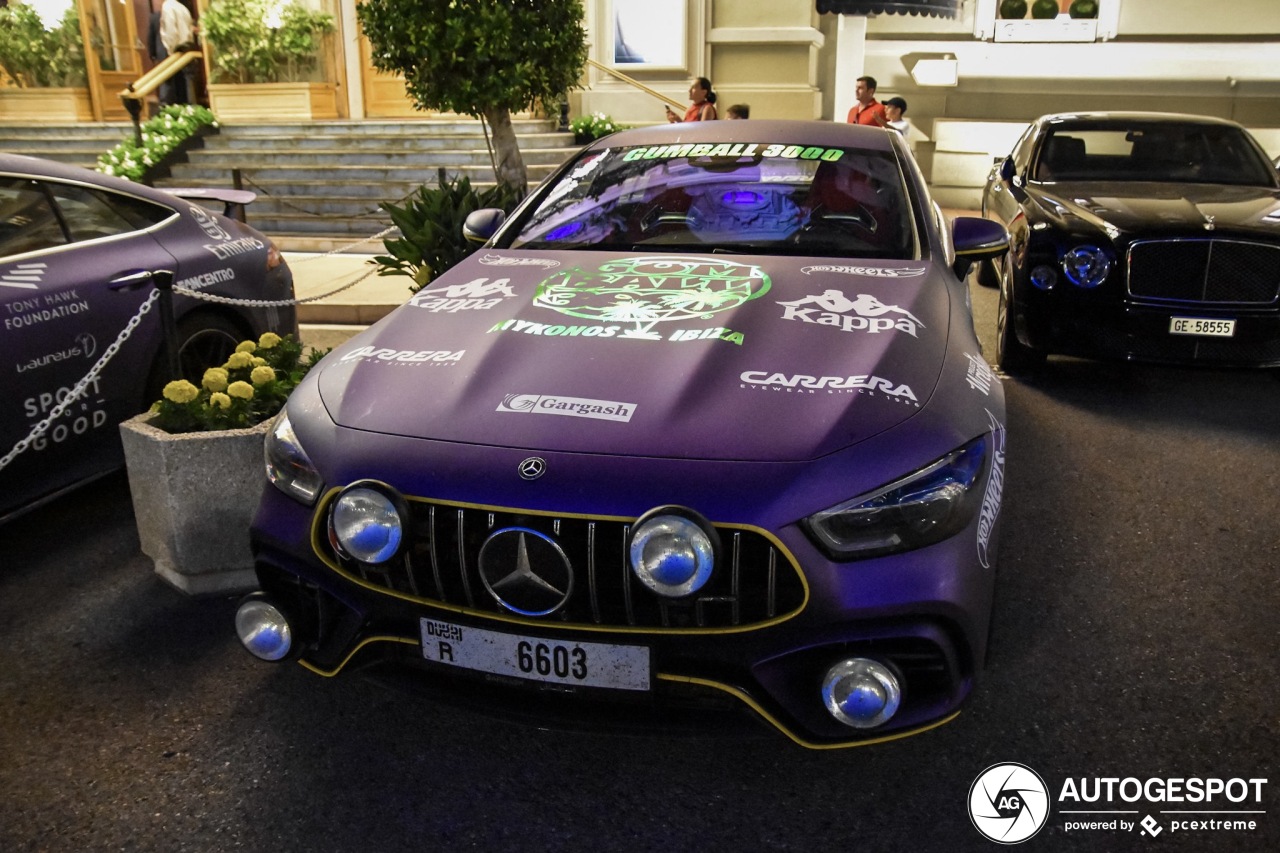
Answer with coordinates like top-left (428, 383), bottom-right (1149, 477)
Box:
top-left (477, 528), bottom-right (574, 616)
top-left (518, 457), bottom-right (546, 480)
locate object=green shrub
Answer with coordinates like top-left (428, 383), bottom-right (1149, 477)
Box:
top-left (97, 105), bottom-right (218, 183)
top-left (570, 112), bottom-right (628, 142)
top-left (0, 5), bottom-right (86, 88)
top-left (375, 170), bottom-right (522, 292)
top-left (202, 0), bottom-right (335, 84)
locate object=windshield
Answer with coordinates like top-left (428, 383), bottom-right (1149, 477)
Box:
top-left (1033, 123), bottom-right (1278, 186)
top-left (507, 143), bottom-right (917, 259)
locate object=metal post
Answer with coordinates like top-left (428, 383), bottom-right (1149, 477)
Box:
top-left (558, 96), bottom-right (571, 133)
top-left (123, 89), bottom-right (144, 148)
top-left (154, 271), bottom-right (181, 382)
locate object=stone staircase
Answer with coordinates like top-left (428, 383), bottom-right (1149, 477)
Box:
top-left (155, 119), bottom-right (580, 251)
top-left (0, 122), bottom-right (134, 169)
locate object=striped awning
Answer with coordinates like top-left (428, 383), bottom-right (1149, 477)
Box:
top-left (816, 0), bottom-right (961, 17)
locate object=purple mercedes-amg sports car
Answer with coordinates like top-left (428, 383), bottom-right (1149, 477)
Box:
top-left (1, 154), bottom-right (295, 523)
top-left (239, 121), bottom-right (1010, 747)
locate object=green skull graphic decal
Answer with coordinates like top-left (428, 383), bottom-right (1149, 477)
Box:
top-left (533, 256), bottom-right (771, 340)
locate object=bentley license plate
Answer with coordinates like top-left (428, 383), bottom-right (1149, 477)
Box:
top-left (419, 618), bottom-right (651, 691)
top-left (1169, 317), bottom-right (1235, 337)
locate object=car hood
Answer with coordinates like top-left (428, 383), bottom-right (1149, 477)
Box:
top-left (1028, 182), bottom-right (1280, 239)
top-left (316, 251), bottom-right (949, 462)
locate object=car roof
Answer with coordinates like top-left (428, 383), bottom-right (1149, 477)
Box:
top-left (1033, 111), bottom-right (1247, 130)
top-left (587, 119), bottom-right (901, 153)
top-left (0, 152), bottom-right (180, 205)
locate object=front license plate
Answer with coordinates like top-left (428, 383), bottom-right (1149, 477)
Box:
top-left (1169, 317), bottom-right (1236, 337)
top-left (420, 618), bottom-right (651, 691)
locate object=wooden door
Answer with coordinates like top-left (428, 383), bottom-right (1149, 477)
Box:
top-left (77, 0), bottom-right (145, 121)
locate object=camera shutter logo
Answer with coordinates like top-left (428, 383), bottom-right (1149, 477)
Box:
top-left (969, 763), bottom-right (1050, 844)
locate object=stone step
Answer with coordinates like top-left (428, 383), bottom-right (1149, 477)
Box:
top-left (160, 162), bottom-right (562, 184)
top-left (181, 146), bottom-right (577, 167)
top-left (221, 119), bottom-right (558, 136)
top-left (159, 178), bottom-right (507, 199)
top-left (205, 132), bottom-right (577, 151)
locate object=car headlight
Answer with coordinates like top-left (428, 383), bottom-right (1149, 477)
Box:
top-left (804, 436), bottom-right (988, 560)
top-left (1061, 245), bottom-right (1110, 288)
top-left (328, 481), bottom-right (407, 565)
top-left (627, 506), bottom-right (719, 598)
top-left (264, 411), bottom-right (323, 505)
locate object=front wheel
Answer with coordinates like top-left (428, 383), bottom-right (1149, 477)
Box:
top-left (996, 275), bottom-right (1045, 375)
top-left (142, 311), bottom-right (247, 408)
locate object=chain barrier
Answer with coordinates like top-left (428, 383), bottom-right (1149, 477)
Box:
top-left (0, 225), bottom-right (400, 475)
top-left (0, 290), bottom-right (160, 474)
top-left (239, 172), bottom-right (423, 220)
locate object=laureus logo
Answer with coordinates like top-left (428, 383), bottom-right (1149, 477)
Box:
top-left (969, 763), bottom-right (1050, 844)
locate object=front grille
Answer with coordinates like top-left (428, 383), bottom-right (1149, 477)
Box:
top-left (315, 495), bottom-right (807, 632)
top-left (1127, 239), bottom-right (1280, 304)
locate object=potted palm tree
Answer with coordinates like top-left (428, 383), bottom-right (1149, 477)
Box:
top-left (200, 0), bottom-right (340, 121)
top-left (0, 4), bottom-right (91, 121)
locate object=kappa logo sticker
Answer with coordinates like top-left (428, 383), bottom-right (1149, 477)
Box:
top-left (777, 290), bottom-right (925, 337)
top-left (410, 277), bottom-right (515, 313)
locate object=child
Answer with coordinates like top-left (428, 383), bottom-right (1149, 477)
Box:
top-left (726, 104), bottom-right (750, 120)
top-left (882, 97), bottom-right (910, 136)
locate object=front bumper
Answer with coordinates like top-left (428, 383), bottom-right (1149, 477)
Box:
top-left (247, 482), bottom-right (995, 749)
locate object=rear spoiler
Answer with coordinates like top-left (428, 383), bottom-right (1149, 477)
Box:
top-left (166, 187), bottom-right (257, 222)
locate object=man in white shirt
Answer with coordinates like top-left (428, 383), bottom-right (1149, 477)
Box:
top-left (158, 0), bottom-right (194, 104)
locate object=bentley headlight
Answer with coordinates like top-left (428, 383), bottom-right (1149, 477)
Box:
top-left (627, 506), bottom-right (719, 598)
top-left (329, 482), bottom-right (406, 565)
top-left (805, 436), bottom-right (988, 560)
top-left (264, 411), bottom-right (323, 505)
top-left (1061, 245), bottom-right (1110, 288)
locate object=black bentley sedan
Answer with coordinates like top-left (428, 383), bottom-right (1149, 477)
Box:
top-left (980, 112), bottom-right (1280, 374)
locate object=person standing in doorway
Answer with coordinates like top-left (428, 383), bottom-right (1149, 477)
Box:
top-left (159, 0), bottom-right (194, 105)
top-left (845, 76), bottom-right (885, 127)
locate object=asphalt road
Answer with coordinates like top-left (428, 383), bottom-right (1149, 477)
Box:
top-left (1, 280), bottom-right (1276, 852)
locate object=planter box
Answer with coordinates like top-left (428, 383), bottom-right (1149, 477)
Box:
top-left (120, 413), bottom-right (270, 596)
top-left (994, 17), bottom-right (1098, 42)
top-left (0, 87), bottom-right (94, 123)
top-left (208, 82), bottom-right (340, 122)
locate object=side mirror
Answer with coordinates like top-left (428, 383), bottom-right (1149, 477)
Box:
top-left (462, 208), bottom-right (507, 244)
top-left (951, 217), bottom-right (1009, 280)
top-left (999, 157), bottom-right (1016, 183)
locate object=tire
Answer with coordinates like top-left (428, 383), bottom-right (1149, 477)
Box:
top-left (996, 271), bottom-right (1045, 376)
top-left (142, 311), bottom-right (247, 408)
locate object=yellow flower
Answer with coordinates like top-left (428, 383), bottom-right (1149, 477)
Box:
top-left (162, 379), bottom-right (199, 404)
top-left (251, 356), bottom-right (267, 367)
top-left (225, 351), bottom-right (253, 369)
top-left (251, 365), bottom-right (276, 385)
top-left (235, 340), bottom-right (257, 354)
top-left (202, 367), bottom-right (229, 392)
top-left (227, 380), bottom-right (254, 400)
top-left (258, 332), bottom-right (281, 349)
top-left (210, 392), bottom-right (232, 409)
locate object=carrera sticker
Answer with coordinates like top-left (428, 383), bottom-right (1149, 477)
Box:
top-left (497, 393), bottom-right (636, 423)
top-left (739, 370), bottom-right (919, 405)
top-left (176, 267), bottom-right (236, 291)
top-left (477, 254), bottom-right (560, 269)
top-left (3, 289), bottom-right (91, 331)
top-left (777, 290), bottom-right (924, 337)
top-left (622, 143), bottom-right (844, 163)
top-left (1, 262), bottom-right (46, 291)
top-left (508, 255), bottom-right (769, 345)
top-left (339, 347), bottom-right (465, 366)
top-left (15, 332), bottom-right (96, 375)
top-left (410, 277), bottom-right (515, 313)
top-left (963, 353), bottom-right (998, 396)
top-left (977, 410), bottom-right (1005, 569)
top-left (800, 265), bottom-right (927, 278)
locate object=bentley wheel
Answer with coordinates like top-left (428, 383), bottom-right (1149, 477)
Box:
top-left (996, 277), bottom-right (1044, 375)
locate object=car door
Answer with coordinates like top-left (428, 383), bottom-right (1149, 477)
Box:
top-left (0, 174), bottom-right (179, 520)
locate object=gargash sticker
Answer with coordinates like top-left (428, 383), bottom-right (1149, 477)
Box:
top-left (410, 277), bottom-right (514, 313)
top-left (777, 290), bottom-right (924, 337)
top-left (489, 256), bottom-right (769, 346)
top-left (497, 393), bottom-right (636, 423)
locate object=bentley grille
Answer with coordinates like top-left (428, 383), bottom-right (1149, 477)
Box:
top-left (317, 496), bottom-right (807, 632)
top-left (1127, 239), bottom-right (1280, 304)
